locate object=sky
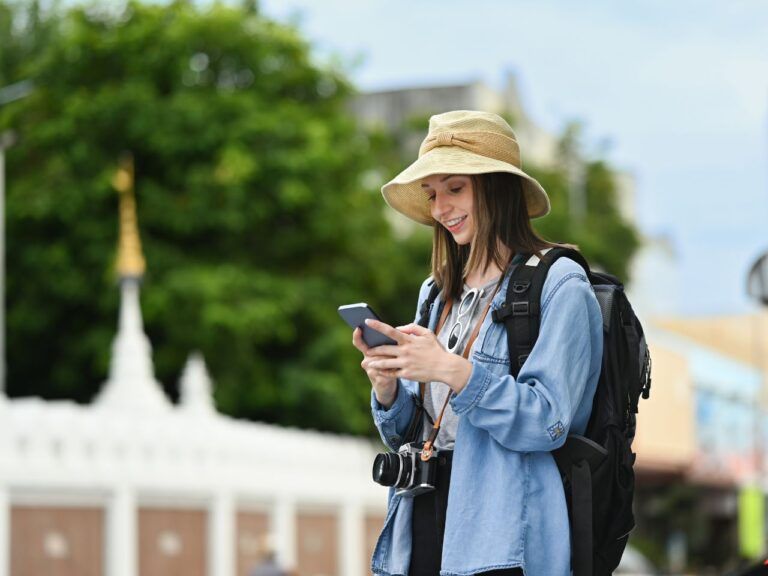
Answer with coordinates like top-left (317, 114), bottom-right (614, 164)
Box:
top-left (260, 0), bottom-right (768, 316)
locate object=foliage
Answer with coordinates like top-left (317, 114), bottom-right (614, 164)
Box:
top-left (1, 1), bottom-right (638, 437)
top-left (1, 0), bottom-right (427, 435)
top-left (530, 157), bottom-right (639, 281)
top-left (532, 122), bottom-right (639, 281)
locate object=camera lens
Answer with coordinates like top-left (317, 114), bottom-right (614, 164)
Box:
top-left (372, 453), bottom-right (398, 486)
top-left (373, 452), bottom-right (410, 487)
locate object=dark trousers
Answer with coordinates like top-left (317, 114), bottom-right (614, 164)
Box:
top-left (408, 451), bottom-right (523, 576)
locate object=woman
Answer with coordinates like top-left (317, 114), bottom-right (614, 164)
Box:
top-left (352, 110), bottom-right (603, 576)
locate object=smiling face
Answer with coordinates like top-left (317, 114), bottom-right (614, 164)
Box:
top-left (421, 174), bottom-right (475, 245)
top-left (424, 172), bottom-right (552, 301)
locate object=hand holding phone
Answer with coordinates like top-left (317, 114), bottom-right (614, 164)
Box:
top-left (338, 303), bottom-right (398, 347)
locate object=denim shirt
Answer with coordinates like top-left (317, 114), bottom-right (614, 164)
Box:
top-left (370, 256), bottom-right (603, 576)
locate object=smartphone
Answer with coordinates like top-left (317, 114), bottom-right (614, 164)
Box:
top-left (338, 303), bottom-right (397, 347)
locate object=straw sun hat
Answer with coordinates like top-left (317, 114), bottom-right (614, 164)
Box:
top-left (381, 110), bottom-right (550, 225)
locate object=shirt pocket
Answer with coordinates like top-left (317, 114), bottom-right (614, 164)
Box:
top-left (472, 319), bottom-right (510, 375)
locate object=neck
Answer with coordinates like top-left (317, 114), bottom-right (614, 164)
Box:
top-left (465, 244), bottom-right (512, 288)
top-left (465, 260), bottom-right (505, 288)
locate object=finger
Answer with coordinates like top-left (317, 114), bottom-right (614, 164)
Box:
top-left (363, 358), bottom-right (395, 375)
top-left (352, 327), bottom-right (370, 353)
top-left (370, 358), bottom-right (402, 371)
top-left (378, 368), bottom-right (400, 378)
top-left (364, 318), bottom-right (409, 345)
top-left (368, 344), bottom-right (400, 358)
top-left (397, 323), bottom-right (432, 337)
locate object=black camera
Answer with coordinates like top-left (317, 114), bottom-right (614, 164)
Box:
top-left (372, 442), bottom-right (439, 497)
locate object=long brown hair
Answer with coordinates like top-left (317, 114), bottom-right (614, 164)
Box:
top-left (431, 172), bottom-right (558, 301)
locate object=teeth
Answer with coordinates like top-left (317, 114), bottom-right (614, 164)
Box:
top-left (446, 216), bottom-right (465, 227)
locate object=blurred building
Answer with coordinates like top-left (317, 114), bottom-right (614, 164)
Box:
top-left (629, 302), bottom-right (768, 567)
top-left (653, 310), bottom-right (768, 493)
top-left (352, 72), bottom-right (559, 167)
top-left (0, 160), bottom-right (388, 576)
top-left (631, 244), bottom-right (768, 489)
top-left (624, 201), bottom-right (766, 566)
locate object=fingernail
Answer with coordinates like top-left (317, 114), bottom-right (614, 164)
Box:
top-left (364, 319), bottom-right (372, 325)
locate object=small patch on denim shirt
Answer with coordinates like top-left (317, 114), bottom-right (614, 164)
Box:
top-left (548, 420), bottom-right (565, 441)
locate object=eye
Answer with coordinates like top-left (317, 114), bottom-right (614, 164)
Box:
top-left (449, 186), bottom-right (463, 194)
top-left (426, 192), bottom-right (436, 202)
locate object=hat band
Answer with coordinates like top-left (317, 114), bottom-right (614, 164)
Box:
top-left (418, 130), bottom-right (521, 168)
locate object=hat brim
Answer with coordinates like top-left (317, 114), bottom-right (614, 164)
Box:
top-left (381, 147), bottom-right (551, 226)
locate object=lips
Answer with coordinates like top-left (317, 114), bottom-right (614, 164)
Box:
top-left (444, 215), bottom-right (467, 233)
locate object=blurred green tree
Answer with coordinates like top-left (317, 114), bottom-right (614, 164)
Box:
top-left (1, 0), bottom-right (428, 435)
top-left (531, 122), bottom-right (639, 281)
top-left (0, 1), bottom-right (56, 82)
top-left (1, 1), bottom-right (638, 437)
top-left (529, 159), bottom-right (639, 281)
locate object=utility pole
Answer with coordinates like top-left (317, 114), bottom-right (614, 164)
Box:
top-left (747, 253), bottom-right (768, 481)
top-left (745, 251), bottom-right (768, 557)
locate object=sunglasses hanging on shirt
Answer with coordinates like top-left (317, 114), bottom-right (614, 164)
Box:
top-left (446, 287), bottom-right (484, 353)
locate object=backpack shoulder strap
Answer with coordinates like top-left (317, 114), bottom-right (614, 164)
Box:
top-left (492, 256), bottom-right (541, 378)
top-left (550, 246), bottom-right (591, 278)
top-left (417, 279), bottom-right (441, 328)
top-left (492, 247), bottom-right (590, 378)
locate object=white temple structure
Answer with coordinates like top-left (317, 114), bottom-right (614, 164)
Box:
top-left (0, 155), bottom-right (387, 576)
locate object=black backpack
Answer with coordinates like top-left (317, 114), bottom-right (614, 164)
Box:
top-left (418, 247), bottom-right (652, 576)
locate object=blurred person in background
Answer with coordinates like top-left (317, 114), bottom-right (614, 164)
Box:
top-left (248, 534), bottom-right (288, 576)
top-left (352, 111), bottom-right (603, 576)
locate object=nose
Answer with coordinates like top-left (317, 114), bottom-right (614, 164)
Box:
top-left (431, 190), bottom-right (451, 220)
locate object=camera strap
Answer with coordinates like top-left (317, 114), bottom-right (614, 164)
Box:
top-left (420, 281), bottom-right (501, 461)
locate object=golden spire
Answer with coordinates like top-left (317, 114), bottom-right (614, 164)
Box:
top-left (113, 152), bottom-right (146, 278)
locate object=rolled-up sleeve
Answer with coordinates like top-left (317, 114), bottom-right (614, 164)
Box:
top-left (371, 379), bottom-right (419, 451)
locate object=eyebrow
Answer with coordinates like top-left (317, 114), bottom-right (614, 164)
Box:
top-left (420, 175), bottom-right (463, 188)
